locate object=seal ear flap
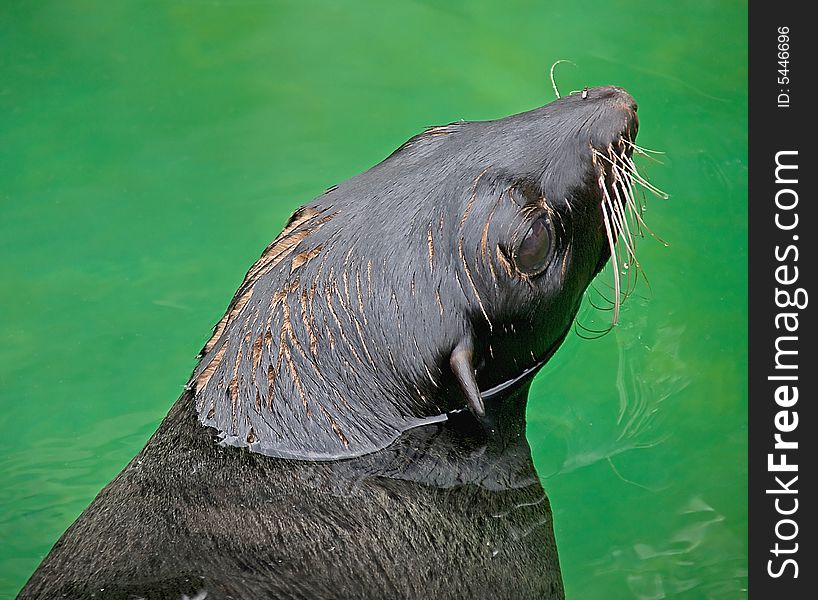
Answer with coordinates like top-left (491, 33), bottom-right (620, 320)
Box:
top-left (450, 336), bottom-right (495, 433)
top-left (450, 337), bottom-right (484, 417)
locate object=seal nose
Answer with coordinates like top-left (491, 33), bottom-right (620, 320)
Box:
top-left (582, 86), bottom-right (639, 141)
top-left (591, 86), bottom-right (638, 113)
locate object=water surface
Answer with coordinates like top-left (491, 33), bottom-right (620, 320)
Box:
top-left (0, 1), bottom-right (747, 597)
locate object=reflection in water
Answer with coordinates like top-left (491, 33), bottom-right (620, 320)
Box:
top-left (544, 301), bottom-right (690, 484)
top-left (19, 386), bottom-right (564, 599)
top-left (532, 293), bottom-right (747, 598)
top-left (590, 496), bottom-right (746, 599)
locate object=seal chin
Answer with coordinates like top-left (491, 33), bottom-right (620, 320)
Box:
top-left (480, 324), bottom-right (572, 403)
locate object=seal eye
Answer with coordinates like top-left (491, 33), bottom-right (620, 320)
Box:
top-left (516, 217), bottom-right (552, 275)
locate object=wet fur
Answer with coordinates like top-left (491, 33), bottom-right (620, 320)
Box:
top-left (19, 86), bottom-right (641, 599)
top-left (189, 86), bottom-right (638, 460)
top-left (20, 389), bottom-right (563, 599)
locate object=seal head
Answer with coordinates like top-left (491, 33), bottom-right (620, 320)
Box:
top-left (190, 86), bottom-right (640, 460)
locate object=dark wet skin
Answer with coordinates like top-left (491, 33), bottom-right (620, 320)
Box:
top-left (19, 86), bottom-right (639, 600)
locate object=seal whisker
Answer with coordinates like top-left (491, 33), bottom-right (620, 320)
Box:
top-left (613, 164), bottom-right (648, 238)
top-left (573, 319), bottom-right (614, 339)
top-left (618, 162), bottom-right (666, 203)
top-left (617, 171), bottom-right (669, 246)
top-left (623, 138), bottom-right (666, 157)
top-left (610, 172), bottom-right (638, 261)
top-left (592, 277), bottom-right (639, 305)
top-left (601, 176), bottom-right (640, 303)
top-left (608, 177), bottom-right (643, 300)
top-left (591, 149), bottom-right (633, 328)
top-left (608, 158), bottom-right (669, 247)
top-left (613, 165), bottom-right (641, 219)
top-left (619, 154), bottom-right (670, 199)
top-left (599, 192), bottom-right (621, 326)
top-left (586, 283), bottom-right (617, 311)
top-left (603, 181), bottom-right (636, 265)
top-left (597, 277), bottom-right (653, 306)
top-left (623, 139), bottom-right (665, 154)
top-left (627, 145), bottom-right (665, 165)
top-left (597, 145), bottom-right (662, 211)
top-left (548, 59), bottom-right (576, 99)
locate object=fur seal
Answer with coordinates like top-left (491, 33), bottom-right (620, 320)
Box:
top-left (20, 86), bottom-right (644, 599)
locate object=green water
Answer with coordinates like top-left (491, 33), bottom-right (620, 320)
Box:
top-left (0, 1), bottom-right (747, 597)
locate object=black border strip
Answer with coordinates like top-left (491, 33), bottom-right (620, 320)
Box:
top-left (749, 2), bottom-right (814, 594)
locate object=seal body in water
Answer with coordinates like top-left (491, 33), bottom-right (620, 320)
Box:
top-left (20, 86), bottom-right (642, 599)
